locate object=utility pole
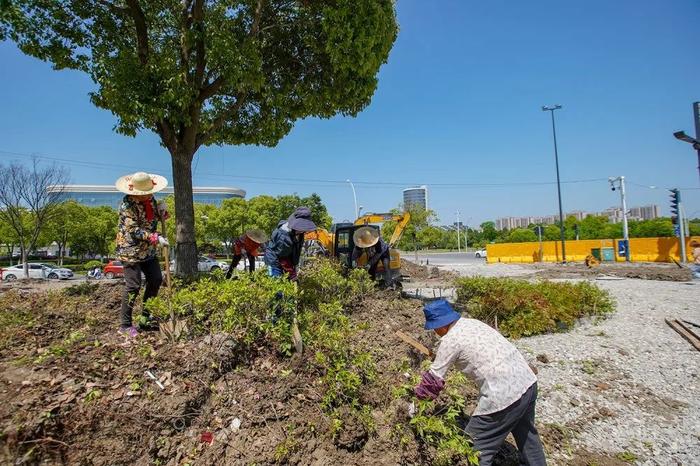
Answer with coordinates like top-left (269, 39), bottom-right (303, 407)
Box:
top-left (346, 179), bottom-right (359, 219)
top-left (608, 176), bottom-right (630, 262)
top-left (672, 102), bottom-right (700, 185)
top-left (695, 102), bottom-right (700, 185)
top-left (535, 225), bottom-right (544, 262)
top-left (456, 211), bottom-right (461, 253)
top-left (542, 105), bottom-right (567, 263)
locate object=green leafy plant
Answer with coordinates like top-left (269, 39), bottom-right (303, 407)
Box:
top-left (455, 277), bottom-right (615, 338)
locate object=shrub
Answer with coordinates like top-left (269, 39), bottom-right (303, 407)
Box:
top-left (455, 277), bottom-right (615, 338)
top-left (395, 372), bottom-right (479, 465)
top-left (146, 258), bottom-right (379, 446)
top-left (83, 260), bottom-right (103, 271)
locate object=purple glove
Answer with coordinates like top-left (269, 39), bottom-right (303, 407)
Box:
top-left (414, 371), bottom-right (445, 400)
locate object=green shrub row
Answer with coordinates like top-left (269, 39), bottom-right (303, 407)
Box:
top-left (455, 277), bottom-right (615, 338)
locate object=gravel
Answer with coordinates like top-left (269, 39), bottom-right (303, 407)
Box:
top-left (431, 259), bottom-right (700, 465)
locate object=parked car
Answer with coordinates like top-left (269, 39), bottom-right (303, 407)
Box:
top-left (474, 248), bottom-right (487, 258)
top-left (34, 263), bottom-right (74, 280)
top-left (168, 257), bottom-right (229, 273)
top-left (3, 264), bottom-right (62, 282)
top-left (103, 260), bottom-right (124, 279)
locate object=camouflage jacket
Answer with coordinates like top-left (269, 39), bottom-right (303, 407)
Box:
top-left (115, 196), bottom-right (159, 263)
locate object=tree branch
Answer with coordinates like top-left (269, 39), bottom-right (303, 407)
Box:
top-left (192, 0), bottom-right (206, 88)
top-left (125, 0), bottom-right (150, 65)
top-left (196, 92), bottom-right (247, 148)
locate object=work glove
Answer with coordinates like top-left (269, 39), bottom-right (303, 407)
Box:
top-left (149, 233), bottom-right (169, 246)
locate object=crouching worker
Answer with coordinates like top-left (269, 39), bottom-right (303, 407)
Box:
top-left (114, 172), bottom-right (170, 337)
top-left (264, 207), bottom-right (317, 280)
top-left (414, 299), bottom-right (546, 466)
top-left (352, 226), bottom-right (392, 287)
top-left (225, 229), bottom-right (269, 278)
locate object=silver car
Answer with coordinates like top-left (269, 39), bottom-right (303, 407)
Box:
top-left (34, 263), bottom-right (74, 280)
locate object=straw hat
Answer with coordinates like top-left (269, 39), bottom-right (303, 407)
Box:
top-left (115, 172), bottom-right (168, 195)
top-left (245, 229), bottom-right (269, 244)
top-left (353, 226), bottom-right (380, 248)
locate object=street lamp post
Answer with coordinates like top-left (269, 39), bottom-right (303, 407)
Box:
top-left (456, 211), bottom-right (461, 253)
top-left (608, 176), bottom-right (630, 262)
top-left (346, 179), bottom-right (359, 219)
top-left (542, 104), bottom-right (567, 263)
top-left (673, 101), bottom-right (700, 185)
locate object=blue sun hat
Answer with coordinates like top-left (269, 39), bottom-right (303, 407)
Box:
top-left (423, 299), bottom-right (461, 330)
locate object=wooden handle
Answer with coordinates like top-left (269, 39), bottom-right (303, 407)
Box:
top-left (395, 330), bottom-right (433, 358)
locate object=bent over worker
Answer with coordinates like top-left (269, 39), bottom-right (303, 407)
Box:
top-left (414, 299), bottom-right (546, 466)
top-left (352, 226), bottom-right (392, 286)
top-left (114, 171), bottom-right (170, 338)
top-left (264, 207), bottom-right (317, 280)
top-left (225, 229), bottom-right (268, 278)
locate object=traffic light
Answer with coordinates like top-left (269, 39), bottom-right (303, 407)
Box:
top-left (669, 188), bottom-right (681, 224)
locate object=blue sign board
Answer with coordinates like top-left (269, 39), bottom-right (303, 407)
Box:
top-left (617, 240), bottom-right (628, 257)
top-left (673, 224), bottom-right (681, 238)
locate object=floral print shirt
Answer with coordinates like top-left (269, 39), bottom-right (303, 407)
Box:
top-left (429, 318), bottom-right (537, 415)
top-left (115, 196), bottom-right (159, 263)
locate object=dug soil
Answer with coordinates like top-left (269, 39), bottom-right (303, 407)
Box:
top-left (531, 261), bottom-right (693, 282)
top-left (1, 282), bottom-right (616, 465)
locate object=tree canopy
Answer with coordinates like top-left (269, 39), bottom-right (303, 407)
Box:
top-left (1, 0), bottom-right (398, 275)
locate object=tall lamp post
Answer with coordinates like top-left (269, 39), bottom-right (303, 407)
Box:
top-left (673, 101), bottom-right (700, 185)
top-left (456, 211), bottom-right (461, 253)
top-left (608, 176), bottom-right (630, 262)
top-left (542, 104), bottom-right (567, 263)
top-left (346, 179), bottom-right (359, 219)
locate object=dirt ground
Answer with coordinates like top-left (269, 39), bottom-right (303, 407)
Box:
top-left (531, 261), bottom-right (693, 282)
top-left (1, 274), bottom-right (654, 465)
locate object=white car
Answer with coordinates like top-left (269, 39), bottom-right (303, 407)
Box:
top-left (2, 263), bottom-right (74, 281)
top-left (169, 257), bottom-right (229, 273)
top-left (35, 263), bottom-right (74, 280)
top-left (474, 248), bottom-right (487, 258)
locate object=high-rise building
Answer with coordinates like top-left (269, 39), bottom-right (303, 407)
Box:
top-left (49, 185), bottom-right (246, 209)
top-left (403, 185), bottom-right (428, 210)
top-left (628, 205), bottom-right (659, 221)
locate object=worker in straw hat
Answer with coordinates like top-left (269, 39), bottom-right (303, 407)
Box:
top-left (352, 226), bottom-right (392, 287)
top-left (225, 229), bottom-right (269, 278)
top-left (413, 299), bottom-right (546, 465)
top-left (114, 171), bottom-right (170, 337)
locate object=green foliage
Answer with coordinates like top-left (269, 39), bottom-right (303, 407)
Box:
top-left (507, 228), bottom-right (537, 243)
top-left (83, 260), bottom-right (103, 271)
top-left (147, 257), bottom-right (378, 442)
top-left (455, 277), bottom-right (615, 338)
top-left (397, 372), bottom-right (479, 465)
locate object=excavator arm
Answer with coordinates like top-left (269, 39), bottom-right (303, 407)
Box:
top-left (354, 212), bottom-right (411, 248)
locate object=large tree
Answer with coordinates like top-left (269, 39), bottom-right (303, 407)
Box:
top-left (1, 0), bottom-right (398, 275)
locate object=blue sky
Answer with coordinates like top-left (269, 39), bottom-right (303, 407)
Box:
top-left (1, 0), bottom-right (699, 226)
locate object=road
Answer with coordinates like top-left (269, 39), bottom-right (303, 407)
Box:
top-left (403, 251), bottom-right (485, 266)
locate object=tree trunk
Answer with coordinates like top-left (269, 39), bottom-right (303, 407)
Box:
top-left (21, 248), bottom-right (28, 278)
top-left (171, 150), bottom-right (198, 276)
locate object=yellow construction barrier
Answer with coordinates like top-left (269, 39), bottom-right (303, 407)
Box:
top-left (486, 236), bottom-right (698, 263)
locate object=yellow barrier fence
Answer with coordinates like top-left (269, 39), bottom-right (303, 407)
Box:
top-left (486, 236), bottom-right (699, 263)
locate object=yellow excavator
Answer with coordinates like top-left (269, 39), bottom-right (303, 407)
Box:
top-left (305, 212), bottom-right (411, 286)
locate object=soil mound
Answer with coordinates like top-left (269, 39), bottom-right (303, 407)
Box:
top-left (0, 282), bottom-right (488, 465)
